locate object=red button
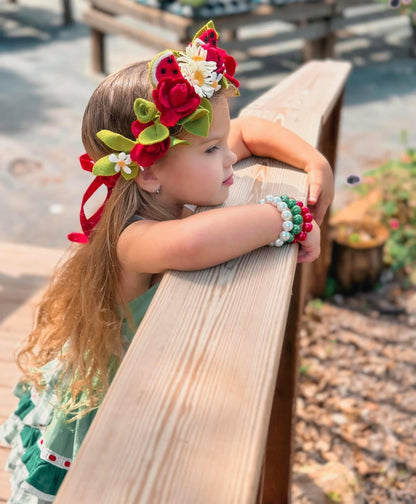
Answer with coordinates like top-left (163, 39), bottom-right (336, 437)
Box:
top-left (49, 454), bottom-right (57, 462)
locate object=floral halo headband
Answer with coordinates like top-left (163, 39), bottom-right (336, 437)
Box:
top-left (68, 20), bottom-right (239, 244)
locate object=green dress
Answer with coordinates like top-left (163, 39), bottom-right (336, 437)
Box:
top-left (0, 283), bottom-right (158, 504)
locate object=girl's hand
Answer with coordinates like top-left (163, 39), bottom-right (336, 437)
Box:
top-left (297, 219), bottom-right (320, 263)
top-left (304, 155), bottom-right (334, 226)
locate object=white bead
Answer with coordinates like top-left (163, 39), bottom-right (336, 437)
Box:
top-left (268, 242), bottom-right (275, 247)
top-left (274, 239), bottom-right (284, 247)
top-left (277, 202), bottom-right (288, 212)
top-left (283, 220), bottom-right (293, 231)
top-left (280, 231), bottom-right (291, 242)
top-left (273, 196), bottom-right (281, 205)
top-left (281, 210), bottom-right (292, 221)
top-left (259, 198), bottom-right (266, 205)
top-left (266, 195), bottom-right (274, 203)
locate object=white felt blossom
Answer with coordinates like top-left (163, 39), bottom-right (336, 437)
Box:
top-left (109, 152), bottom-right (132, 175)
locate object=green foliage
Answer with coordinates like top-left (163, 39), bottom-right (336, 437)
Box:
top-left (354, 147), bottom-right (416, 282)
top-left (96, 130), bottom-right (135, 152)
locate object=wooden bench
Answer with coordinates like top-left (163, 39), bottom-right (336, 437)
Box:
top-left (82, 0), bottom-right (395, 73)
top-left (33, 59), bottom-right (352, 503)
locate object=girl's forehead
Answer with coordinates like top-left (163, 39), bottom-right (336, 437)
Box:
top-left (208, 97), bottom-right (231, 132)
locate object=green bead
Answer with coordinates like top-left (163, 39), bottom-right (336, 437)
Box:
top-left (293, 214), bottom-right (303, 225)
top-left (292, 224), bottom-right (301, 235)
top-left (291, 205), bottom-right (302, 216)
top-left (287, 198), bottom-right (296, 209)
top-left (280, 194), bottom-right (289, 203)
top-left (287, 233), bottom-right (295, 243)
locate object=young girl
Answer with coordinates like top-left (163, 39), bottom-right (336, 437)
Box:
top-left (0, 21), bottom-right (331, 503)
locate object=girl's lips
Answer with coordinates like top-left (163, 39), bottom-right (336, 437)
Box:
top-left (223, 174), bottom-right (234, 186)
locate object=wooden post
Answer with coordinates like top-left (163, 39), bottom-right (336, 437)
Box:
top-left (261, 265), bottom-right (305, 504)
top-left (309, 91), bottom-right (345, 298)
top-left (91, 28), bottom-right (106, 74)
top-left (62, 0), bottom-right (73, 25)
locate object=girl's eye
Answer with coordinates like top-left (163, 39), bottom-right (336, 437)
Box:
top-left (205, 145), bottom-right (219, 154)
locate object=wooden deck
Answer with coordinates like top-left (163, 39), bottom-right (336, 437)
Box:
top-left (0, 242), bottom-right (65, 502)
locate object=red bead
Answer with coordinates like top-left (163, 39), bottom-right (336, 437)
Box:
top-left (296, 200), bottom-right (303, 207)
top-left (304, 213), bottom-right (313, 223)
top-left (49, 454), bottom-right (57, 462)
top-left (64, 461), bottom-right (71, 467)
top-left (301, 206), bottom-right (310, 215)
top-left (40, 439), bottom-right (44, 445)
top-left (303, 222), bottom-right (313, 232)
top-left (297, 231), bottom-right (307, 241)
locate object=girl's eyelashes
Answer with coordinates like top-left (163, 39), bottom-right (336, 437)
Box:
top-left (205, 145), bottom-right (219, 154)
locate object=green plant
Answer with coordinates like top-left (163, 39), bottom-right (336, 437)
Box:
top-left (354, 148), bottom-right (416, 283)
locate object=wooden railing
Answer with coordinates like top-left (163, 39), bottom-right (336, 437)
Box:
top-left (54, 60), bottom-right (351, 504)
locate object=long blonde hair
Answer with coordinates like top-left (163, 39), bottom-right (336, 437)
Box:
top-left (17, 61), bottom-right (174, 415)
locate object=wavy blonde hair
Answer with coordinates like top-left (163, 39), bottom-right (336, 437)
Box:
top-left (17, 61), bottom-right (175, 415)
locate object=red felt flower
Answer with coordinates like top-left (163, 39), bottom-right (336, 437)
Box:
top-left (130, 137), bottom-right (171, 167)
top-left (152, 78), bottom-right (201, 127)
top-left (215, 48), bottom-right (239, 88)
top-left (203, 45), bottom-right (225, 75)
top-left (131, 119), bottom-right (154, 138)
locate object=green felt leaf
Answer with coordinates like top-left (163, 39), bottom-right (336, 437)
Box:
top-left (200, 98), bottom-right (212, 125)
top-left (219, 76), bottom-right (229, 89)
top-left (134, 99), bottom-right (157, 123)
top-left (96, 130), bottom-right (135, 152)
top-left (138, 122), bottom-right (170, 145)
top-left (121, 164), bottom-right (139, 181)
top-left (170, 136), bottom-right (190, 147)
top-left (180, 109), bottom-right (210, 137)
top-left (92, 156), bottom-right (118, 177)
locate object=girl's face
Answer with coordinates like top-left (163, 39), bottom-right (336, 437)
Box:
top-left (152, 95), bottom-right (238, 208)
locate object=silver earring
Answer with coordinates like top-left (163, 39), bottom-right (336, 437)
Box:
top-left (155, 187), bottom-right (160, 195)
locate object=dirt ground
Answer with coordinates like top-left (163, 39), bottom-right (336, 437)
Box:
top-left (292, 276), bottom-right (416, 503)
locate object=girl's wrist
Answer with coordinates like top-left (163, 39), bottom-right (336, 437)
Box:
top-left (259, 195), bottom-right (313, 247)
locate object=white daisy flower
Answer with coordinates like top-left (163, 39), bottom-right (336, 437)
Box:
top-left (210, 72), bottom-right (223, 94)
top-left (109, 152), bottom-right (132, 175)
top-left (180, 61), bottom-right (218, 97)
top-left (178, 42), bottom-right (218, 97)
top-left (179, 42), bottom-right (210, 64)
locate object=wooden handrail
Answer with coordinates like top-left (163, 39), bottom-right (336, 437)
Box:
top-left (55, 60), bottom-right (351, 504)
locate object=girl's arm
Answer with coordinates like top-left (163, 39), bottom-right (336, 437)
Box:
top-left (228, 116), bottom-right (334, 225)
top-left (117, 203), bottom-right (320, 274)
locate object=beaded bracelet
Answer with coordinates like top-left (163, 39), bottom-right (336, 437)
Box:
top-left (259, 194), bottom-right (313, 247)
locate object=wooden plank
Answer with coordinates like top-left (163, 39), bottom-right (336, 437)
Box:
top-left (91, 0), bottom-right (192, 31)
top-left (84, 8), bottom-right (185, 50)
top-left (222, 21), bottom-right (330, 53)
top-left (331, 5), bottom-right (398, 29)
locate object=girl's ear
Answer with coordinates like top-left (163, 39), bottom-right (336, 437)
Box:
top-left (135, 165), bottom-right (161, 193)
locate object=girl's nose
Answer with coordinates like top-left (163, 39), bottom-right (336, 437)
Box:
top-left (227, 149), bottom-right (238, 168)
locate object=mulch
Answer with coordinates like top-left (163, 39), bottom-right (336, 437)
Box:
top-left (292, 277), bottom-right (416, 504)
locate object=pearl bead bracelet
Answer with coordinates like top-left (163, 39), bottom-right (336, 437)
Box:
top-left (259, 194), bottom-right (313, 247)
